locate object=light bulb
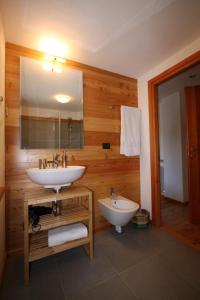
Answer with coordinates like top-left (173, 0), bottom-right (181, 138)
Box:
top-left (55, 95), bottom-right (71, 103)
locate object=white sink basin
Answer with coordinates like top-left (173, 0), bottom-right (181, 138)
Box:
top-left (26, 166), bottom-right (86, 192)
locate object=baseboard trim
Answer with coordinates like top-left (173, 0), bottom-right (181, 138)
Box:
top-left (95, 223), bottom-right (112, 232)
top-left (0, 252), bottom-right (7, 287)
top-left (7, 247), bottom-right (23, 256)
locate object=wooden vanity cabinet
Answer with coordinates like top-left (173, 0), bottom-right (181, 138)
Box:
top-left (23, 186), bottom-right (93, 285)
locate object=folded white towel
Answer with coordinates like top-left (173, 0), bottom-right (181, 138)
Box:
top-left (120, 105), bottom-right (140, 156)
top-left (48, 223), bottom-right (88, 247)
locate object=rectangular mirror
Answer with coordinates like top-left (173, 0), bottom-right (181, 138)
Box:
top-left (20, 56), bottom-right (83, 149)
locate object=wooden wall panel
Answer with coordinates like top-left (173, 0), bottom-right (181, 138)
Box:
top-left (0, 190), bottom-right (6, 284)
top-left (5, 43), bottom-right (140, 254)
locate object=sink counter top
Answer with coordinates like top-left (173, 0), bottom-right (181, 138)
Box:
top-left (24, 185), bottom-right (92, 205)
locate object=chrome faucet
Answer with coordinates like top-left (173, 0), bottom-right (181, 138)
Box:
top-left (38, 151), bottom-right (68, 169)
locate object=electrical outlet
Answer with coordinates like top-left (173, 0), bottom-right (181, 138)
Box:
top-left (102, 143), bottom-right (110, 149)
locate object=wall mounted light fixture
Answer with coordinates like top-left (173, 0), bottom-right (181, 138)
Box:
top-left (43, 54), bottom-right (66, 73)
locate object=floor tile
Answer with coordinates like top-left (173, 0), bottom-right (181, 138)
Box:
top-left (29, 257), bottom-right (66, 300)
top-left (94, 226), bottom-right (127, 245)
top-left (159, 241), bottom-right (200, 289)
top-left (1, 226), bottom-right (200, 300)
top-left (120, 253), bottom-right (200, 300)
top-left (161, 196), bottom-right (200, 250)
top-left (73, 275), bottom-right (138, 300)
top-left (56, 246), bottom-right (117, 299)
top-left (1, 256), bottom-right (24, 288)
top-left (98, 228), bottom-right (160, 272)
top-left (0, 255), bottom-right (65, 300)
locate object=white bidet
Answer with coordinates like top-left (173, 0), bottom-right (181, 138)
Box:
top-left (98, 195), bottom-right (139, 233)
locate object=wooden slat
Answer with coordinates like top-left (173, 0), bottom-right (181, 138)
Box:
top-left (84, 73), bottom-right (137, 97)
top-left (84, 131), bottom-right (119, 146)
top-left (84, 117), bottom-right (120, 133)
top-left (0, 187), bottom-right (5, 201)
top-left (84, 87), bottom-right (137, 107)
top-left (24, 186), bottom-right (93, 283)
top-left (0, 187), bottom-right (5, 285)
top-left (28, 206), bottom-right (89, 233)
top-left (29, 231), bottom-right (90, 262)
top-left (25, 186), bottom-right (92, 205)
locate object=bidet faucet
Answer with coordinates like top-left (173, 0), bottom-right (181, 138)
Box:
top-left (110, 187), bottom-right (118, 199)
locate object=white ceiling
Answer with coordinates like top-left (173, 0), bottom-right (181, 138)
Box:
top-left (1, 0), bottom-right (200, 77)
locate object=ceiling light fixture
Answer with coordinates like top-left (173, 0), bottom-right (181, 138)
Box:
top-left (40, 37), bottom-right (69, 58)
top-left (44, 54), bottom-right (66, 63)
top-left (43, 55), bottom-right (66, 73)
top-left (55, 95), bottom-right (71, 103)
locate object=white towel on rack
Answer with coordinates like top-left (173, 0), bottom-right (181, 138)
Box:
top-left (48, 223), bottom-right (88, 247)
top-left (120, 105), bottom-right (140, 156)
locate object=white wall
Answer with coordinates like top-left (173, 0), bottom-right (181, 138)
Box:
top-left (138, 37), bottom-right (200, 216)
top-left (158, 92), bottom-right (184, 202)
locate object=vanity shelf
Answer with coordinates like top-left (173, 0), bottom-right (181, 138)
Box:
top-left (29, 231), bottom-right (90, 262)
top-left (28, 205), bottom-right (89, 233)
top-left (23, 185), bottom-right (93, 285)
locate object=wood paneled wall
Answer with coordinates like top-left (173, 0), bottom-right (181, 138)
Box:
top-left (0, 189), bottom-right (5, 285)
top-left (5, 43), bottom-right (140, 254)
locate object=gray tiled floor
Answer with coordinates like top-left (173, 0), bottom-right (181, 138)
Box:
top-left (1, 224), bottom-right (200, 300)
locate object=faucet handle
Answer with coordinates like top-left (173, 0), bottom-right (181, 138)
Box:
top-left (39, 159), bottom-right (43, 169)
top-left (61, 151), bottom-right (68, 168)
top-left (43, 159), bottom-right (47, 169)
top-left (52, 153), bottom-right (60, 168)
top-left (39, 158), bottom-right (47, 169)
top-left (52, 154), bottom-right (55, 168)
top-left (54, 153), bottom-right (60, 160)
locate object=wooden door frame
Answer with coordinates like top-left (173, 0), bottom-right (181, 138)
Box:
top-left (148, 50), bottom-right (200, 227)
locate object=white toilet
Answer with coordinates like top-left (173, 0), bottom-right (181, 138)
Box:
top-left (98, 195), bottom-right (139, 233)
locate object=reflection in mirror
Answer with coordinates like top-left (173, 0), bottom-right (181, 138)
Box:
top-left (20, 56), bottom-right (83, 149)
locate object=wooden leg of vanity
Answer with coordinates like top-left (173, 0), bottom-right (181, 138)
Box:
top-left (24, 260), bottom-right (29, 286)
top-left (24, 200), bottom-right (29, 285)
top-left (88, 191), bottom-right (93, 259)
